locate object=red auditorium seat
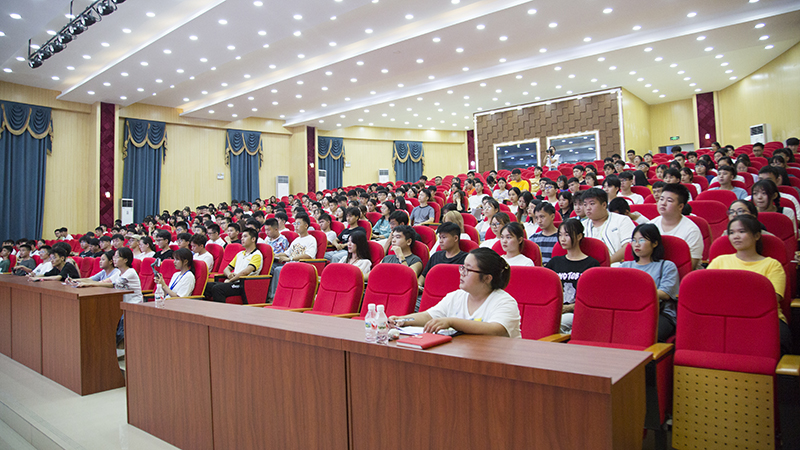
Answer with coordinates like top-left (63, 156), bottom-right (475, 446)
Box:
top-left (429, 202), bottom-right (441, 222)
top-left (504, 266), bottom-right (561, 340)
top-left (685, 215), bottom-right (712, 262)
top-left (223, 244), bottom-right (274, 305)
top-left (460, 213), bottom-right (477, 227)
top-left (696, 189), bottom-right (737, 205)
top-left (205, 243), bottom-right (225, 273)
top-left (630, 186), bottom-right (651, 198)
top-left (298, 264), bottom-right (364, 317)
top-left (551, 237), bottom-right (611, 266)
top-left (365, 212), bottom-right (382, 225)
top-left (491, 240), bottom-right (542, 266)
top-left (623, 235), bottom-right (692, 280)
top-left (631, 204), bottom-right (659, 221)
top-left (79, 257), bottom-right (95, 278)
top-left (688, 200), bottom-right (728, 239)
top-left (357, 220), bottom-right (373, 239)
top-left (758, 212), bottom-right (797, 260)
top-left (458, 239), bottom-right (479, 252)
top-left (300, 230), bottom-right (331, 275)
top-left (280, 230), bottom-right (299, 244)
top-left (250, 262), bottom-right (318, 309)
top-left (139, 257), bottom-right (157, 294)
top-left (347, 264), bottom-right (418, 320)
top-left (210, 243), bottom-right (243, 281)
top-left (412, 226), bottom-right (436, 250)
top-left (671, 270), bottom-right (800, 449)
top-left (418, 264), bottom-right (461, 312)
top-left (463, 224), bottom-right (480, 243)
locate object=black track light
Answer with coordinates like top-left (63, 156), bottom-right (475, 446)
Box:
top-left (81, 11), bottom-right (98, 27)
top-left (58, 30), bottom-right (73, 45)
top-left (39, 45), bottom-right (53, 60)
top-left (112, 0), bottom-right (126, 4)
top-left (69, 20), bottom-right (87, 35)
top-left (97, 0), bottom-right (116, 16)
top-left (50, 41), bottom-right (65, 54)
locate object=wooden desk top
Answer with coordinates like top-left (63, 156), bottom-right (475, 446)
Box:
top-left (123, 299), bottom-right (651, 394)
top-left (0, 274), bottom-right (131, 298)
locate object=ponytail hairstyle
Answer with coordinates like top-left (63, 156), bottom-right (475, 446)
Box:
top-left (173, 248), bottom-right (195, 275)
top-left (469, 248), bottom-right (511, 290)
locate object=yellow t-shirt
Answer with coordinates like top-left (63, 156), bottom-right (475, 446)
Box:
top-left (707, 254), bottom-right (786, 323)
top-left (508, 179), bottom-right (530, 192)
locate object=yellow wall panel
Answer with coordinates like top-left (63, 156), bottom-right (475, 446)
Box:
top-left (342, 139), bottom-right (394, 186)
top-left (288, 126), bottom-right (308, 195)
top-left (423, 141), bottom-right (468, 178)
top-left (621, 88), bottom-right (652, 154)
top-left (717, 42), bottom-right (800, 145)
top-left (260, 133), bottom-right (293, 199)
top-left (649, 99), bottom-right (695, 150)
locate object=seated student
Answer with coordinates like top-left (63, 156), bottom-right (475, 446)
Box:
top-left (506, 187), bottom-right (520, 215)
top-left (617, 171), bottom-right (644, 204)
top-left (29, 246), bottom-right (80, 281)
top-left (609, 197), bottom-right (647, 226)
top-left (316, 213), bottom-right (338, 247)
top-left (175, 232), bottom-right (192, 250)
top-left (751, 179), bottom-right (797, 233)
top-left (430, 211), bottom-right (472, 255)
top-left (650, 180), bottom-right (666, 204)
top-left (153, 230), bottom-right (174, 262)
top-left (556, 175), bottom-right (569, 192)
top-left (649, 183), bottom-right (703, 269)
top-left (604, 162), bottom-right (617, 178)
top-left (77, 236), bottom-right (93, 257)
top-left (153, 248), bottom-right (196, 298)
top-left (479, 212), bottom-right (510, 249)
top-left (204, 228), bottom-right (263, 303)
top-left (619, 224), bottom-right (680, 342)
top-left (571, 191), bottom-right (587, 220)
top-left (567, 177), bottom-right (582, 195)
top-left (508, 168), bottom-right (530, 192)
top-left (557, 191), bottom-right (574, 219)
top-left (345, 231), bottom-right (372, 280)
top-left (409, 189), bottom-right (436, 226)
top-left (206, 224), bottom-right (226, 247)
top-left (521, 198), bottom-right (539, 237)
top-left (655, 164), bottom-right (667, 180)
top-left (30, 246), bottom-right (53, 276)
top-left (500, 222), bottom-right (535, 266)
top-left (603, 175), bottom-right (622, 201)
top-left (545, 220), bottom-right (601, 333)
top-left (381, 225), bottom-right (424, 277)
top-left (111, 234), bottom-right (125, 250)
top-left (736, 158), bottom-right (759, 184)
top-left (73, 250), bottom-right (119, 282)
top-left (530, 202), bottom-right (559, 264)
top-left (98, 235), bottom-right (113, 253)
top-left (572, 165), bottom-right (586, 184)
top-left (190, 233), bottom-right (215, 272)
top-left (389, 248), bottom-right (521, 338)
top-left (225, 223), bottom-right (242, 245)
top-left (541, 179), bottom-right (559, 206)
top-left (60, 227), bottom-right (74, 241)
top-left (379, 210), bottom-right (411, 252)
top-left (372, 202), bottom-right (394, 241)
top-left (709, 165), bottom-right (748, 200)
top-left (757, 166), bottom-right (800, 221)
top-left (419, 222), bottom-right (468, 288)
top-left (580, 188), bottom-right (635, 264)
top-left (11, 243), bottom-right (36, 276)
top-left (0, 246), bottom-right (12, 273)
top-left (708, 215), bottom-right (792, 354)
top-left (476, 198), bottom-right (500, 241)
top-left (492, 177), bottom-right (510, 202)
top-left (516, 191), bottom-right (535, 224)
top-left (325, 207), bottom-right (366, 263)
top-left (138, 237), bottom-right (157, 260)
top-left (127, 235), bottom-right (143, 260)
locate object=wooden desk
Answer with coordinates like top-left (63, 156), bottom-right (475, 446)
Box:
top-left (123, 299), bottom-right (650, 450)
top-left (0, 274), bottom-right (128, 395)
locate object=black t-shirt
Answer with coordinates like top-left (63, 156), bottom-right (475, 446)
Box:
top-left (338, 226), bottom-right (366, 243)
top-left (422, 250), bottom-right (468, 277)
top-left (544, 255), bottom-right (600, 304)
top-left (79, 250), bottom-right (94, 257)
top-left (154, 249), bottom-right (173, 262)
top-left (92, 251), bottom-right (105, 257)
top-left (44, 262), bottom-right (80, 281)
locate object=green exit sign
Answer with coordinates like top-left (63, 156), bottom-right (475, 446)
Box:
top-left (670, 136), bottom-right (680, 141)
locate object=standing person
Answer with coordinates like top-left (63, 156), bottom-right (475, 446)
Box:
top-left (154, 248), bottom-right (197, 298)
top-left (389, 248), bottom-right (521, 338)
top-left (499, 222), bottom-right (534, 266)
top-left (544, 146), bottom-right (559, 170)
top-left (619, 224), bottom-right (680, 342)
top-left (707, 215), bottom-right (792, 355)
top-left (345, 231), bottom-right (372, 280)
top-left (204, 228), bottom-right (264, 304)
top-left (545, 220), bottom-right (600, 333)
top-left (530, 202), bottom-right (559, 264)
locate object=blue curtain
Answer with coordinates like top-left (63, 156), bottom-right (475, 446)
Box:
top-left (122, 119), bottom-right (166, 224)
top-left (393, 141), bottom-right (424, 182)
top-left (318, 136), bottom-right (344, 190)
top-left (0, 101), bottom-right (52, 240)
top-left (226, 129), bottom-right (262, 202)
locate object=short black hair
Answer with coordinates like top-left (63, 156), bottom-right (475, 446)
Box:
top-left (436, 222), bottom-right (461, 238)
top-left (661, 183), bottom-right (689, 206)
top-left (190, 233), bottom-right (208, 246)
top-left (581, 188), bottom-right (608, 205)
top-left (617, 171), bottom-right (633, 181)
top-left (99, 235), bottom-right (112, 243)
top-left (388, 210), bottom-right (409, 225)
top-left (534, 202), bottom-right (555, 215)
top-left (177, 232), bottom-right (192, 242)
top-left (392, 225), bottom-right (416, 245)
top-left (603, 176), bottom-right (621, 189)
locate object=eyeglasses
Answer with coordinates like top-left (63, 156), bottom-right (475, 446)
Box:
top-left (727, 209), bottom-right (749, 216)
top-left (459, 265), bottom-right (486, 276)
top-left (631, 238), bottom-right (651, 245)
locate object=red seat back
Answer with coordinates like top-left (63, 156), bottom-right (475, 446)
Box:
top-left (685, 215), bottom-right (712, 261)
top-left (365, 212), bottom-right (382, 225)
top-left (681, 183), bottom-right (698, 200)
top-left (79, 257), bottom-right (96, 278)
top-left (157, 260), bottom-right (178, 286)
top-left (622, 235), bottom-right (692, 280)
top-left (256, 243), bottom-right (274, 275)
top-left (551, 237), bottom-right (610, 267)
top-left (306, 231), bottom-right (328, 259)
top-left (355, 264), bottom-right (418, 319)
top-left (491, 240), bottom-right (542, 266)
top-left (505, 267), bottom-right (561, 339)
top-left (357, 220), bottom-right (373, 239)
top-left (139, 257), bottom-right (157, 291)
top-left (630, 186), bottom-right (651, 198)
top-left (216, 244), bottom-right (244, 274)
top-left (190, 260), bottom-right (209, 296)
top-left (631, 204), bottom-right (659, 220)
top-left (675, 270), bottom-right (779, 375)
top-left (205, 243), bottom-right (225, 273)
top-left (463, 224), bottom-right (480, 243)
top-left (429, 202), bottom-right (441, 222)
top-left (696, 189), bottom-right (737, 206)
top-left (688, 200), bottom-right (729, 240)
top-left (419, 264), bottom-right (461, 312)
top-left (367, 241), bottom-right (385, 267)
top-left (461, 213), bottom-right (477, 227)
top-left (757, 212), bottom-right (796, 261)
top-left (570, 267), bottom-right (658, 349)
top-left (458, 239), bottom-right (479, 253)
top-left (265, 263), bottom-right (318, 309)
top-left (307, 264), bottom-right (364, 315)
top-left (413, 226), bottom-right (436, 250)
top-left (330, 221), bottom-right (344, 235)
top-left (280, 230), bottom-right (299, 244)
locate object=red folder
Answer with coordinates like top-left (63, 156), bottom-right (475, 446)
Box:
top-left (396, 333), bottom-right (452, 350)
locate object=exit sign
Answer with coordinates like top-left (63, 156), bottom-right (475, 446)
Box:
top-left (670, 136), bottom-right (680, 141)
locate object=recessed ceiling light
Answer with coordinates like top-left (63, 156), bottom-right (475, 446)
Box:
top-left (325, 70), bottom-right (332, 75)
top-left (370, 91), bottom-right (376, 95)
top-left (87, 90), bottom-right (96, 95)
top-left (697, 35), bottom-right (706, 41)
top-left (254, 1), bottom-right (263, 5)
top-left (190, 35), bottom-right (198, 40)
top-left (294, 31), bottom-right (302, 36)
top-left (645, 83), bottom-right (652, 87)
top-left (321, 87), bottom-right (328, 91)
top-left (539, 48), bottom-right (547, 53)
top-left (120, 96), bottom-right (127, 100)
top-left (765, 44), bottom-right (774, 50)
top-left (683, 77), bottom-right (691, 81)
top-left (555, 85), bottom-right (562, 89)
top-left (121, 72), bottom-right (128, 76)
top-left (176, 69), bottom-right (184, 73)
top-left (83, 54), bottom-right (91, 59)
top-left (609, 66), bottom-right (616, 70)
top-left (644, 47), bottom-right (652, 52)
top-left (51, 76), bottom-right (59, 81)
top-left (163, 49), bottom-right (172, 54)
top-left (447, 90), bottom-right (453, 94)
top-left (569, 74), bottom-right (576, 78)
top-left (356, 61), bottom-right (365, 66)
top-left (760, 35), bottom-right (769, 40)
top-left (637, 77), bottom-right (644, 81)
top-left (101, 42), bottom-right (110, 47)
top-left (273, 101), bottom-right (278, 105)
top-left (530, 82), bottom-right (537, 86)
top-left (258, 30), bottom-right (267, 36)
top-left (695, 88), bottom-right (702, 92)
top-left (296, 94), bottom-right (302, 98)
top-left (549, 22), bottom-right (557, 28)
top-left (156, 79), bottom-right (162, 83)
top-left (280, 115), bottom-right (285, 118)
top-left (293, 14), bottom-right (302, 20)
top-left (183, 97), bottom-right (190, 102)
top-left (633, 25), bottom-right (641, 31)
top-left (755, 23), bottom-right (765, 29)
top-left (219, 19), bottom-right (227, 25)
top-left (597, 57), bottom-right (606, 61)
top-left (670, 63), bottom-right (678, 68)
top-left (298, 54), bottom-right (305, 58)
top-left (749, 0), bottom-right (759, 3)
top-left (405, 14), bottom-right (413, 19)
top-left (271, 65), bottom-right (278, 69)
top-left (687, 12), bottom-right (697, 18)
top-left (329, 41), bottom-right (336, 46)
top-left (659, 94), bottom-right (666, 98)
top-left (678, 70), bottom-right (685, 74)
top-left (499, 36), bottom-right (508, 41)
top-left (146, 11), bottom-right (155, 18)
top-left (350, 78), bottom-right (357, 82)
top-left (601, 84), bottom-right (607, 88)
top-left (398, 83), bottom-right (404, 87)
top-left (416, 58), bottom-right (423, 63)
top-left (103, 82), bottom-right (110, 86)
top-left (208, 110), bottom-right (214, 114)
top-left (554, 66), bottom-right (561, 71)
top-left (66, 65), bottom-right (74, 70)
top-left (689, 83), bottom-right (696, 86)
top-left (730, 76), bottom-right (737, 80)
top-left (432, 37), bottom-right (440, 43)
top-left (591, 78), bottom-right (597, 82)
top-left (655, 57), bottom-right (663, 61)
top-left (365, 28), bottom-right (373, 34)
top-left (10, 13), bottom-right (22, 19)
top-left (583, 37), bottom-right (591, 42)
top-left (330, 16), bottom-right (336, 20)
top-left (189, 76), bottom-right (195, 80)
top-left (628, 71), bottom-right (636, 75)
top-left (202, 90), bottom-right (208, 94)
top-left (428, 75), bottom-right (435, 80)
top-left (137, 87), bottom-right (144, 92)
top-left (462, 67), bottom-right (469, 71)
top-left (499, 58), bottom-right (506, 62)
top-left (456, 48), bottom-right (464, 53)
top-left (476, 24), bottom-right (485, 30)
top-left (227, 103), bottom-right (233, 107)
top-left (603, 8), bottom-right (612, 13)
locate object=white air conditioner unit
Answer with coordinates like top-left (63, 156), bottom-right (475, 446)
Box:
top-left (120, 198), bottom-right (134, 225)
top-left (378, 168), bottom-right (390, 183)
top-left (750, 123), bottom-right (771, 144)
top-left (318, 169), bottom-right (327, 191)
top-left (276, 175), bottom-right (290, 198)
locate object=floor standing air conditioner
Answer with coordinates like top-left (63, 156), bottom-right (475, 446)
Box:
top-left (378, 168), bottom-right (390, 183)
top-left (120, 198), bottom-right (134, 225)
top-left (318, 169), bottom-right (327, 191)
top-left (276, 175), bottom-right (290, 198)
top-left (750, 123), bottom-right (771, 144)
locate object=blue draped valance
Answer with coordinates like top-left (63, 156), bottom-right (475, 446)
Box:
top-left (122, 119), bottom-right (166, 223)
top-left (0, 100), bottom-right (54, 153)
top-left (318, 136), bottom-right (344, 190)
top-left (225, 129), bottom-right (263, 167)
top-left (393, 140), bottom-right (424, 182)
top-left (123, 118), bottom-right (167, 160)
top-left (226, 129), bottom-right (262, 202)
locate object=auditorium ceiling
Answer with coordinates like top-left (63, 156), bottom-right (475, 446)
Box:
top-left (0, 0), bottom-right (798, 131)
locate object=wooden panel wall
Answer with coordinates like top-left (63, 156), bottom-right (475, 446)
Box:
top-left (474, 91), bottom-right (621, 172)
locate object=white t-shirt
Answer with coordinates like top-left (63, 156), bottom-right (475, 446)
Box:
top-left (135, 251), bottom-right (154, 260)
top-left (323, 230), bottom-right (337, 245)
top-left (427, 289), bottom-right (521, 339)
top-left (230, 249), bottom-right (264, 276)
top-left (649, 215), bottom-right (704, 260)
top-left (193, 251), bottom-right (214, 272)
top-left (620, 192), bottom-right (644, 205)
top-left (166, 270), bottom-right (196, 298)
top-left (109, 268), bottom-right (143, 304)
top-left (581, 212), bottom-right (636, 257)
top-left (32, 261), bottom-right (53, 276)
top-left (479, 238), bottom-right (498, 249)
top-left (207, 237), bottom-right (226, 248)
top-left (503, 253), bottom-right (535, 266)
top-left (349, 258), bottom-right (372, 277)
top-left (287, 235), bottom-right (318, 260)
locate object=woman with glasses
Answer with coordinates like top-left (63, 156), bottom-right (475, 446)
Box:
top-left (544, 220), bottom-right (600, 334)
top-left (723, 200), bottom-right (773, 236)
top-left (619, 224), bottom-right (679, 342)
top-left (479, 212), bottom-right (510, 249)
top-left (476, 198), bottom-right (500, 241)
top-left (389, 248), bottom-right (521, 338)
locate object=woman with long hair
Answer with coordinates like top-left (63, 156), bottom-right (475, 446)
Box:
top-left (346, 231), bottom-right (372, 280)
top-left (499, 222), bottom-right (534, 266)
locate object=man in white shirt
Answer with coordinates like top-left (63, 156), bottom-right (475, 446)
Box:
top-left (580, 189), bottom-right (635, 264)
top-left (617, 172), bottom-right (644, 204)
top-left (206, 224), bottom-right (226, 248)
top-left (190, 234), bottom-right (214, 272)
top-left (271, 215), bottom-right (318, 299)
top-left (204, 228), bottom-right (263, 303)
top-left (30, 246), bottom-right (53, 276)
top-left (649, 184), bottom-right (703, 270)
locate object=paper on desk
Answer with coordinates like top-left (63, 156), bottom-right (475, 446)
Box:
top-left (397, 326), bottom-right (458, 336)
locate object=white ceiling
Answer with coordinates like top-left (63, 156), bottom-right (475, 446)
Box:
top-left (1, 0), bottom-right (798, 131)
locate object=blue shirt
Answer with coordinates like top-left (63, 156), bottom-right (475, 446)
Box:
top-left (90, 268), bottom-right (120, 282)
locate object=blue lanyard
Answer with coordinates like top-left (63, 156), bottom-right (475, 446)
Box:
top-left (169, 270), bottom-right (189, 291)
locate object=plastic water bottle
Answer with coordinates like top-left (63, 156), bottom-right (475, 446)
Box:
top-left (375, 305), bottom-right (389, 345)
top-left (364, 304), bottom-right (377, 343)
top-left (154, 284), bottom-right (166, 308)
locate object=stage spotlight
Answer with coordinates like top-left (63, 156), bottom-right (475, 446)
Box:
top-left (50, 41), bottom-right (65, 54)
top-left (69, 20), bottom-right (87, 35)
top-left (28, 54), bottom-right (43, 69)
top-left (112, 0), bottom-right (126, 3)
top-left (97, 0), bottom-right (116, 16)
top-left (58, 30), bottom-right (73, 45)
top-left (40, 45), bottom-right (54, 60)
top-left (81, 11), bottom-right (98, 27)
